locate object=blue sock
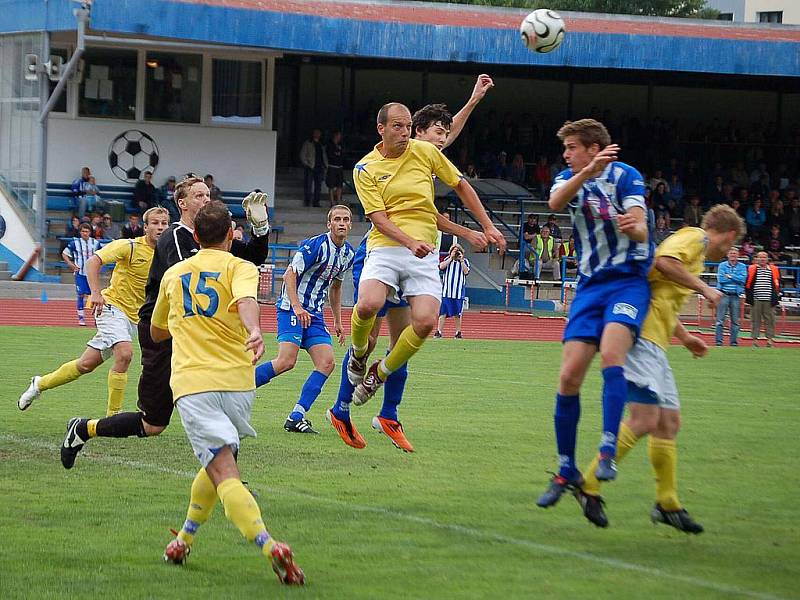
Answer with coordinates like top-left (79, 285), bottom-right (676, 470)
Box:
top-left (77, 295), bottom-right (85, 311)
top-left (331, 350), bottom-right (355, 421)
top-left (255, 361), bottom-right (277, 388)
top-left (554, 393), bottom-right (581, 479)
top-left (289, 370), bottom-right (328, 421)
top-left (600, 366), bottom-right (627, 457)
top-left (380, 362), bottom-right (407, 421)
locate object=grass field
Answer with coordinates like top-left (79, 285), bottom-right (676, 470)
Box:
top-left (1, 325), bottom-right (798, 599)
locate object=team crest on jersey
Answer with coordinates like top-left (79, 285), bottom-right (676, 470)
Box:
top-left (612, 303), bottom-right (638, 319)
top-left (378, 174), bottom-right (391, 181)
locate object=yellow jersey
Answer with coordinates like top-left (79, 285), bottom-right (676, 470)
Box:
top-left (641, 227), bottom-right (708, 350)
top-left (151, 248), bottom-right (259, 400)
top-left (354, 138), bottom-right (463, 251)
top-left (94, 236), bottom-right (154, 324)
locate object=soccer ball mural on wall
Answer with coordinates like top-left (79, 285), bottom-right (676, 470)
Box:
top-left (108, 130), bottom-right (159, 183)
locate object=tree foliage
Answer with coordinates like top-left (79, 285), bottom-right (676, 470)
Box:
top-left (414, 0), bottom-right (720, 19)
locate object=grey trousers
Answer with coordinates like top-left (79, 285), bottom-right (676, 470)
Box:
top-left (751, 299), bottom-right (775, 341)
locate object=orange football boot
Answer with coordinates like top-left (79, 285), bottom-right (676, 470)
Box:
top-left (326, 409), bottom-right (366, 449)
top-left (372, 416), bottom-right (414, 453)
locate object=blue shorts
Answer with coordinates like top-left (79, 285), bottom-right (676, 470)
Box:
top-left (439, 297), bottom-right (464, 317)
top-left (563, 271), bottom-right (650, 345)
top-left (276, 307), bottom-right (331, 349)
top-left (75, 273), bottom-right (91, 296)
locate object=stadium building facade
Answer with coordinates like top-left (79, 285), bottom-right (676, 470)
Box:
top-left (0, 0), bottom-right (798, 280)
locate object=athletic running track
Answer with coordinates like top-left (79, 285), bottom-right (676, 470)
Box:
top-left (2, 299), bottom-right (797, 347)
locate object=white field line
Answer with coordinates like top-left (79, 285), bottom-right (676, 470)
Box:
top-left (1, 433), bottom-right (789, 600)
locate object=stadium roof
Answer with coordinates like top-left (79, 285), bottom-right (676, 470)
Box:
top-left (3, 0), bottom-right (799, 77)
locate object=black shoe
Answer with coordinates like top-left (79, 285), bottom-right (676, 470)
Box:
top-left (650, 504), bottom-right (704, 534)
top-left (454, 331), bottom-right (463, 339)
top-left (61, 417), bottom-right (87, 469)
top-left (574, 488), bottom-right (609, 528)
top-left (433, 331), bottom-right (442, 339)
top-left (284, 418), bottom-right (319, 434)
top-left (536, 472), bottom-right (584, 508)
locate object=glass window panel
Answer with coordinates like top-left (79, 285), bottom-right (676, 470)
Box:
top-left (145, 51), bottom-right (202, 123)
top-left (212, 59), bottom-right (262, 125)
top-left (78, 48), bottom-right (136, 120)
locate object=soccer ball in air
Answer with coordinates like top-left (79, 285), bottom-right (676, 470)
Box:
top-left (108, 129), bottom-right (160, 183)
top-left (520, 9), bottom-right (566, 53)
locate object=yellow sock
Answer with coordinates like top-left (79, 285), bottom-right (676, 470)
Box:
top-left (379, 326), bottom-right (425, 379)
top-left (87, 419), bottom-right (99, 438)
top-left (38, 359), bottom-right (81, 391)
top-left (217, 478), bottom-right (268, 544)
top-left (350, 309), bottom-right (376, 357)
top-left (106, 370), bottom-right (128, 416)
top-left (177, 469), bottom-right (219, 546)
top-left (648, 436), bottom-right (681, 511)
top-left (583, 423), bottom-right (640, 496)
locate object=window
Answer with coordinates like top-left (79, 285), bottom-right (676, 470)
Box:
top-left (758, 11), bottom-right (783, 23)
top-left (48, 48), bottom-right (69, 113)
top-left (79, 48), bottom-right (137, 119)
top-left (212, 59), bottom-right (262, 125)
top-left (145, 52), bottom-right (202, 123)
top-left (717, 12), bottom-right (734, 21)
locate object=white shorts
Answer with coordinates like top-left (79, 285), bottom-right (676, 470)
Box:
top-left (176, 390), bottom-right (257, 467)
top-left (87, 303), bottom-right (137, 360)
top-left (623, 339), bottom-right (680, 410)
top-left (360, 246), bottom-right (442, 303)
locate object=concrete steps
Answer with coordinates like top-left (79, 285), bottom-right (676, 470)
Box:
top-left (0, 261), bottom-right (11, 281)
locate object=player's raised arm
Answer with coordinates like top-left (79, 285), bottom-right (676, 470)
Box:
top-left (445, 74), bottom-right (493, 150)
top-left (549, 144), bottom-right (620, 212)
top-left (452, 179), bottom-right (506, 253)
top-left (436, 212), bottom-right (488, 251)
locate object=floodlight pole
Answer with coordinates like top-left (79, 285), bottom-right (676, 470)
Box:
top-left (35, 3), bottom-right (90, 272)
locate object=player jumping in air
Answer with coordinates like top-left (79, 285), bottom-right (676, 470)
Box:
top-left (151, 201), bottom-right (303, 584)
top-left (575, 205), bottom-right (742, 533)
top-left (18, 208), bottom-right (169, 417)
top-left (345, 102), bottom-right (505, 427)
top-left (254, 205), bottom-right (355, 433)
top-left (328, 85), bottom-right (493, 452)
top-left (537, 119), bottom-right (653, 509)
top-left (58, 177), bottom-right (270, 469)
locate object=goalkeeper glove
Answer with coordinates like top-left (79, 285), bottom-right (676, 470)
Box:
top-left (242, 192), bottom-right (270, 237)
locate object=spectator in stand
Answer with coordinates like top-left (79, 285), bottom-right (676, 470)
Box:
top-left (494, 151), bottom-right (509, 179)
top-left (652, 182), bottom-right (668, 214)
top-left (745, 251), bottom-right (781, 347)
top-left (559, 234), bottom-right (577, 271)
top-left (464, 163), bottom-right (479, 179)
top-left (684, 160), bottom-right (701, 195)
top-left (787, 196), bottom-right (800, 245)
top-left (545, 213), bottom-right (562, 242)
top-left (730, 198), bottom-right (744, 218)
top-left (766, 225), bottom-right (789, 263)
top-left (533, 155), bottom-right (551, 199)
top-left (299, 128), bottom-right (327, 207)
top-left (740, 235), bottom-right (755, 260)
top-left (160, 175), bottom-right (180, 222)
top-left (508, 153), bottom-right (527, 187)
top-left (683, 194), bottom-right (703, 227)
top-left (522, 213), bottom-right (540, 243)
top-left (122, 214), bottom-right (143, 239)
top-left (730, 161), bottom-right (749, 189)
top-left (134, 171), bottom-right (158, 213)
top-left (102, 213), bottom-right (121, 240)
top-left (751, 174), bottom-right (771, 201)
top-left (203, 174), bottom-right (222, 201)
top-left (71, 167), bottom-right (92, 219)
top-left (708, 175), bottom-right (726, 207)
top-left (654, 214), bottom-right (672, 245)
top-left (750, 163), bottom-right (770, 186)
top-left (532, 225), bottom-right (560, 281)
top-left (326, 130), bottom-right (344, 207)
top-left (62, 216), bottom-right (81, 252)
top-left (89, 214), bottom-right (104, 240)
top-left (648, 169), bottom-right (668, 192)
top-left (82, 176), bottom-right (101, 216)
top-left (668, 172), bottom-right (684, 207)
top-left (434, 243), bottom-right (470, 339)
top-left (746, 196), bottom-right (767, 241)
top-left (715, 247), bottom-right (747, 346)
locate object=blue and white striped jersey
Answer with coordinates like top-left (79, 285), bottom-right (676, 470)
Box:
top-left (63, 237), bottom-right (101, 276)
top-left (441, 258), bottom-right (469, 299)
top-left (550, 162), bottom-right (653, 279)
top-left (278, 233), bottom-right (355, 316)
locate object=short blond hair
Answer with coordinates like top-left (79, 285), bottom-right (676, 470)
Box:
top-left (327, 204), bottom-right (352, 222)
top-left (142, 206), bottom-right (169, 224)
top-left (557, 119), bottom-right (611, 150)
top-left (175, 176), bottom-right (204, 203)
top-left (701, 204), bottom-right (746, 240)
